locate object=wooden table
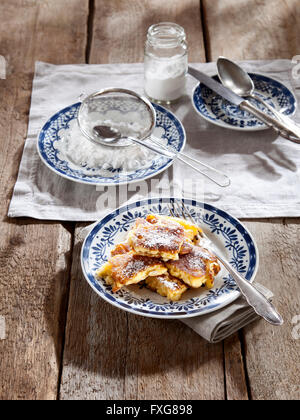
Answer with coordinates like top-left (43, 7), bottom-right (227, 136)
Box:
top-left (0, 0), bottom-right (299, 401)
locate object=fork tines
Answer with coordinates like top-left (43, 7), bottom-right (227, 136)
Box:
top-left (168, 200), bottom-right (192, 222)
top-left (168, 200), bottom-right (201, 237)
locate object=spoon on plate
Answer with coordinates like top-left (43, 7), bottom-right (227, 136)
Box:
top-left (93, 125), bottom-right (175, 157)
top-left (217, 57), bottom-right (288, 120)
top-left (93, 125), bottom-right (231, 187)
top-left (217, 57), bottom-right (300, 140)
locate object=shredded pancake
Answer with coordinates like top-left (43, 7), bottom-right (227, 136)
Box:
top-left (110, 242), bottom-right (132, 256)
top-left (96, 214), bottom-right (220, 301)
top-left (145, 273), bottom-right (188, 301)
top-left (96, 252), bottom-right (167, 292)
top-left (127, 216), bottom-right (186, 261)
top-left (166, 244), bottom-right (221, 288)
top-left (152, 215), bottom-right (201, 242)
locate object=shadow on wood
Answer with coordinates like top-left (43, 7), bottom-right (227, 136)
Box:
top-left (59, 238), bottom-right (226, 399)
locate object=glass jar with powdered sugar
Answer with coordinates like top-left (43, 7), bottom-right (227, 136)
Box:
top-left (144, 22), bottom-right (188, 104)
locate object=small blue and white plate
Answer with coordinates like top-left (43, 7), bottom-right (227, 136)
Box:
top-left (37, 102), bottom-right (185, 186)
top-left (192, 73), bottom-right (297, 131)
top-left (81, 198), bottom-right (259, 319)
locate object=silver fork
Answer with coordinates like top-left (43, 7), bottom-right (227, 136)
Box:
top-left (169, 200), bottom-right (283, 326)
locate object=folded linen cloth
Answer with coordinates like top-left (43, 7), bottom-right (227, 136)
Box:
top-left (182, 283), bottom-right (273, 343)
top-left (8, 60), bottom-right (300, 220)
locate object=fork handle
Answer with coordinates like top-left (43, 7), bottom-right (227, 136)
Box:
top-left (215, 252), bottom-right (283, 326)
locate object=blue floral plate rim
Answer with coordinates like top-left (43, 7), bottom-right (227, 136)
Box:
top-left (192, 72), bottom-right (297, 132)
top-left (37, 102), bottom-right (186, 186)
top-left (81, 197), bottom-right (259, 319)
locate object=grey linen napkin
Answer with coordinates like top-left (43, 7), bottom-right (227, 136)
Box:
top-left (182, 283), bottom-right (273, 343)
top-left (81, 223), bottom-right (273, 344)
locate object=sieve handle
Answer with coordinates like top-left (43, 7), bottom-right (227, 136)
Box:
top-left (175, 154), bottom-right (231, 187)
top-left (149, 136), bottom-right (231, 188)
top-left (127, 136), bottom-right (231, 187)
top-left (126, 137), bottom-right (175, 158)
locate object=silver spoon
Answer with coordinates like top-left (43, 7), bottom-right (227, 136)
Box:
top-left (217, 57), bottom-right (290, 123)
top-left (93, 125), bottom-right (231, 187)
top-left (93, 125), bottom-right (175, 157)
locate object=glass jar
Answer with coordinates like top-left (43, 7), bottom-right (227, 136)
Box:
top-left (144, 22), bottom-right (188, 104)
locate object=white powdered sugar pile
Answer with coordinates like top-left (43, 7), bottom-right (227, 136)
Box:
top-left (144, 56), bottom-right (187, 101)
top-left (55, 119), bottom-right (153, 173)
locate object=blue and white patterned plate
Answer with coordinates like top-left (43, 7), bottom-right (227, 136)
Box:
top-left (192, 73), bottom-right (297, 131)
top-left (37, 102), bottom-right (185, 185)
top-left (81, 198), bottom-right (259, 319)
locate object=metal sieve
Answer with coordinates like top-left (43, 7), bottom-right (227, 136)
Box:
top-left (77, 87), bottom-right (231, 187)
top-left (77, 88), bottom-right (156, 147)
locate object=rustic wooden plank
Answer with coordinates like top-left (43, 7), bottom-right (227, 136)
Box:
top-left (59, 226), bottom-right (130, 400)
top-left (0, 0), bottom-right (88, 400)
top-left (223, 334), bottom-right (248, 400)
top-left (0, 220), bottom-right (72, 400)
top-left (202, 0), bottom-right (300, 61)
top-left (123, 318), bottom-right (224, 400)
top-left (201, 0), bottom-right (253, 400)
top-left (202, 0), bottom-right (300, 400)
top-left (89, 0), bottom-right (205, 63)
top-left (60, 226), bottom-right (225, 400)
top-left (60, 0), bottom-right (226, 400)
top-left (241, 219), bottom-right (300, 400)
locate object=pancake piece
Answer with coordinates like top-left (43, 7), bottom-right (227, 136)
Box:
top-left (127, 216), bottom-right (185, 261)
top-left (145, 273), bottom-right (188, 301)
top-left (146, 215), bottom-right (194, 255)
top-left (166, 244), bottom-right (221, 288)
top-left (96, 252), bottom-right (167, 292)
top-left (158, 215), bottom-right (201, 242)
top-left (179, 240), bottom-right (193, 255)
top-left (147, 214), bottom-right (201, 242)
top-left (110, 242), bottom-right (131, 256)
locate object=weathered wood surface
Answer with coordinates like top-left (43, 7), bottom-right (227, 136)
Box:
top-left (0, 0), bottom-right (89, 400)
top-left (59, 0), bottom-right (233, 401)
top-left (89, 0), bottom-right (205, 63)
top-left (223, 333), bottom-right (248, 400)
top-left (202, 0), bottom-right (300, 61)
top-left (241, 219), bottom-right (300, 400)
top-left (203, 0), bottom-right (300, 400)
top-left (1, 0), bottom-right (299, 401)
top-left (60, 226), bottom-right (225, 400)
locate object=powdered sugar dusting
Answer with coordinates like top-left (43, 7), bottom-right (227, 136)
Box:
top-left (121, 258), bottom-right (149, 278)
top-left (168, 245), bottom-right (216, 276)
top-left (131, 218), bottom-right (185, 252)
top-left (154, 275), bottom-right (181, 290)
top-left (188, 247), bottom-right (212, 269)
top-left (141, 227), bottom-right (183, 250)
top-left (55, 119), bottom-right (153, 173)
top-left (111, 253), bottom-right (163, 283)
